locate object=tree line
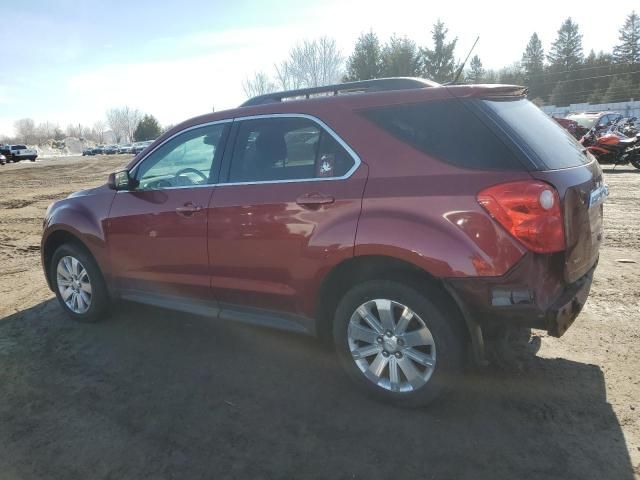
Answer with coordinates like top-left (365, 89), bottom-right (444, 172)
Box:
top-left (6, 108), bottom-right (163, 147)
top-left (245, 12), bottom-right (640, 107)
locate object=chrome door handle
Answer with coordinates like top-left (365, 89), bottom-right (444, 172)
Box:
top-left (176, 203), bottom-right (203, 216)
top-left (296, 193), bottom-right (335, 208)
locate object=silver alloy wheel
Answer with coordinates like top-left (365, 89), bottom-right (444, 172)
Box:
top-left (56, 255), bottom-right (92, 314)
top-left (348, 299), bottom-right (436, 393)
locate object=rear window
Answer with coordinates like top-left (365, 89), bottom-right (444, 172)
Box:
top-left (362, 99), bottom-right (525, 170)
top-left (483, 98), bottom-right (590, 169)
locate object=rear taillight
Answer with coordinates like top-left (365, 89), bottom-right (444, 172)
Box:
top-left (477, 180), bottom-right (565, 254)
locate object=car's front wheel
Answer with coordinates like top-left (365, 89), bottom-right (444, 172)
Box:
top-left (333, 280), bottom-right (463, 407)
top-left (51, 243), bottom-right (109, 322)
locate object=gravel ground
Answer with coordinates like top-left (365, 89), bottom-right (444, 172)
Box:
top-left (0, 156), bottom-right (638, 479)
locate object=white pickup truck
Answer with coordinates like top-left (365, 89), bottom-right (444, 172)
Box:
top-left (0, 144), bottom-right (38, 162)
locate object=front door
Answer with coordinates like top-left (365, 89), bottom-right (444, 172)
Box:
top-left (108, 122), bottom-right (229, 299)
top-left (208, 115), bottom-right (366, 317)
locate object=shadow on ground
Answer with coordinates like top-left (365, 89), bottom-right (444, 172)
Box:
top-left (0, 300), bottom-right (634, 480)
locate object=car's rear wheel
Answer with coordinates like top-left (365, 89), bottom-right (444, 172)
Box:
top-left (51, 243), bottom-right (109, 322)
top-left (333, 280), bottom-right (463, 407)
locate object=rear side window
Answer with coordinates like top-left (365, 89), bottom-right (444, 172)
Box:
top-left (482, 98), bottom-right (589, 169)
top-left (362, 99), bottom-right (525, 170)
top-left (227, 117), bottom-right (355, 183)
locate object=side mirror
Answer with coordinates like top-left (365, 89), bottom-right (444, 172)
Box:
top-left (108, 170), bottom-right (138, 191)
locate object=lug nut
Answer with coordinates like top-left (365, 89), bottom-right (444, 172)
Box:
top-left (386, 330), bottom-right (393, 337)
top-left (395, 352), bottom-right (403, 359)
top-left (382, 350), bottom-right (389, 357)
top-left (397, 339), bottom-right (404, 347)
top-left (376, 337), bottom-right (383, 344)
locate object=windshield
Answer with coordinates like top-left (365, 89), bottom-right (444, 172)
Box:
top-left (482, 98), bottom-right (590, 170)
top-left (566, 115), bottom-right (597, 129)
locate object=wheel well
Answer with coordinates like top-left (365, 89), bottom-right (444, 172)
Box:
top-left (42, 230), bottom-right (91, 288)
top-left (315, 255), bottom-right (469, 343)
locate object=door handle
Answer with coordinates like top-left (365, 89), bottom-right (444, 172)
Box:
top-left (176, 202), bottom-right (203, 216)
top-left (296, 193), bottom-right (335, 208)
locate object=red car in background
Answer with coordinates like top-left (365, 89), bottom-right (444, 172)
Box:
top-left (41, 78), bottom-right (606, 407)
top-left (553, 116), bottom-right (587, 139)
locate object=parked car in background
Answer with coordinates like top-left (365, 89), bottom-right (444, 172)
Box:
top-left (104, 145), bottom-right (118, 155)
top-left (131, 140), bottom-right (154, 154)
top-left (0, 144), bottom-right (38, 162)
top-left (82, 147), bottom-right (94, 156)
top-left (41, 78), bottom-right (605, 407)
top-left (118, 144), bottom-right (133, 154)
top-left (566, 111), bottom-right (623, 132)
top-left (91, 145), bottom-right (105, 155)
top-left (553, 116), bottom-right (587, 140)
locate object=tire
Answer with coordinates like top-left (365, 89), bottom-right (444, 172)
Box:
top-left (50, 243), bottom-right (109, 322)
top-left (630, 155), bottom-right (640, 170)
top-left (30, 157), bottom-right (36, 162)
top-left (333, 280), bottom-right (463, 408)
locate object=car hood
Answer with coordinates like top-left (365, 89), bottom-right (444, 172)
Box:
top-left (68, 183), bottom-right (112, 198)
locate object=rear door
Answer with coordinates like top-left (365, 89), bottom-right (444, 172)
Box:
top-left (207, 114), bottom-right (366, 317)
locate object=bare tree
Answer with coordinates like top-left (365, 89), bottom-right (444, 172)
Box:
top-left (14, 118), bottom-right (36, 145)
top-left (35, 121), bottom-right (56, 144)
top-left (93, 121), bottom-right (106, 143)
top-left (278, 37), bottom-right (344, 89)
top-left (106, 106), bottom-right (141, 143)
top-left (242, 71), bottom-right (277, 97)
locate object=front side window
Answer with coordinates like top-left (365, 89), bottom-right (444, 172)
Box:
top-left (227, 117), bottom-right (355, 183)
top-left (134, 123), bottom-right (227, 190)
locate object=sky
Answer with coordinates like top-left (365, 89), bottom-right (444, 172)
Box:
top-left (0, 0), bottom-right (637, 137)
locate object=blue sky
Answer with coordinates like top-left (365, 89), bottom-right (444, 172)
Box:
top-left (0, 0), bottom-right (636, 137)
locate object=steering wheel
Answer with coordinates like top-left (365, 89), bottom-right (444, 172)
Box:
top-left (174, 167), bottom-right (208, 186)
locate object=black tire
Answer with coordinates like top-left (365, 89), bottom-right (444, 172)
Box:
top-left (333, 280), bottom-right (464, 408)
top-left (630, 155), bottom-right (640, 170)
top-left (50, 243), bottom-right (109, 322)
top-left (30, 157), bottom-right (36, 162)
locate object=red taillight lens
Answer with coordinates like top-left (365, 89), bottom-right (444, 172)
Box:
top-left (477, 180), bottom-right (565, 253)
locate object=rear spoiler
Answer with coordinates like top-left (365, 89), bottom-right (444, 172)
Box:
top-left (446, 84), bottom-right (528, 100)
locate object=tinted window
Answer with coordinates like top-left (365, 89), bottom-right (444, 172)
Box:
top-left (482, 98), bottom-right (590, 169)
top-left (134, 123), bottom-right (227, 190)
top-left (227, 117), bottom-right (355, 183)
top-left (362, 100), bottom-right (525, 170)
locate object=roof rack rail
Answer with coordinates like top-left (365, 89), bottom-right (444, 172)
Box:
top-left (240, 77), bottom-right (437, 107)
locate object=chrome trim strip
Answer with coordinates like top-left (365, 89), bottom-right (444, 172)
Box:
top-left (227, 113), bottom-right (361, 185)
top-left (122, 113), bottom-right (361, 192)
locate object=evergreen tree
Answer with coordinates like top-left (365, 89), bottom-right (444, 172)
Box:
top-left (344, 31), bottom-right (383, 81)
top-left (600, 75), bottom-right (634, 102)
top-left (381, 35), bottom-right (421, 77)
top-left (613, 11), bottom-right (640, 64)
top-left (547, 18), bottom-right (584, 70)
top-left (466, 55), bottom-right (485, 83)
top-left (133, 115), bottom-right (161, 142)
top-left (521, 33), bottom-right (545, 79)
top-left (420, 20), bottom-right (458, 82)
top-left (521, 33), bottom-right (546, 98)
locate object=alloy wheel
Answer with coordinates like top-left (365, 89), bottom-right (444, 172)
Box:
top-left (347, 299), bottom-right (436, 393)
top-left (56, 255), bottom-right (92, 314)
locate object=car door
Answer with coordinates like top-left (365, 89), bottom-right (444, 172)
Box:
top-left (108, 121), bottom-right (230, 299)
top-left (207, 114), bottom-right (367, 322)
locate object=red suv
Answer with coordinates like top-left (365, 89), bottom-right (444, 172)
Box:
top-left (42, 78), bottom-right (606, 406)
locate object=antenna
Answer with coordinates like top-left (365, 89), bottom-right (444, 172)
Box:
top-left (449, 36), bottom-right (479, 85)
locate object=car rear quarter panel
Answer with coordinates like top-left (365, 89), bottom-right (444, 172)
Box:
top-left (319, 105), bottom-right (531, 279)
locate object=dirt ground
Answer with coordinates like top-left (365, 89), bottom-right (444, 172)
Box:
top-left (0, 156), bottom-right (639, 479)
